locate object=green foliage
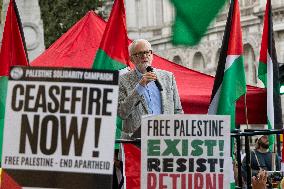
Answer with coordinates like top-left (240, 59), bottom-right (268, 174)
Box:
top-left (39, 0), bottom-right (104, 48)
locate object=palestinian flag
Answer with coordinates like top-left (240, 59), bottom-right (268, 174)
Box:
top-left (208, 0), bottom-right (246, 129)
top-left (1, 170), bottom-right (21, 189)
top-left (121, 144), bottom-right (141, 188)
top-left (92, 0), bottom-right (130, 71)
top-left (258, 0), bottom-right (282, 131)
top-left (92, 0), bottom-right (131, 149)
top-left (208, 0), bottom-right (246, 187)
top-left (258, 0), bottom-right (283, 160)
top-left (0, 0), bottom-right (29, 161)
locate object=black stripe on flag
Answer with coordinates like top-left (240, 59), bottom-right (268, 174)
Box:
top-left (268, 0), bottom-right (283, 129)
top-left (12, 0), bottom-right (29, 63)
top-left (209, 0), bottom-right (234, 104)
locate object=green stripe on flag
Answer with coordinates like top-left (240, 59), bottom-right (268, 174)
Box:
top-left (115, 117), bottom-right (122, 149)
top-left (93, 49), bottom-right (126, 150)
top-left (172, 12), bottom-right (199, 45)
top-left (268, 122), bottom-right (274, 151)
top-left (217, 56), bottom-right (246, 129)
top-left (93, 49), bottom-right (127, 71)
top-left (0, 76), bottom-right (8, 159)
top-left (170, 0), bottom-right (227, 46)
top-left (258, 61), bottom-right (267, 87)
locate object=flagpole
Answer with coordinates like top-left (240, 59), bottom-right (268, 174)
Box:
top-left (244, 91), bottom-right (249, 129)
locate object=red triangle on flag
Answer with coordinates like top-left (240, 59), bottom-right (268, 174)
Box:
top-left (0, 0), bottom-right (29, 76)
top-left (227, 0), bottom-right (243, 55)
top-left (98, 0), bottom-right (130, 66)
top-left (122, 144), bottom-right (141, 188)
top-left (1, 170), bottom-right (22, 189)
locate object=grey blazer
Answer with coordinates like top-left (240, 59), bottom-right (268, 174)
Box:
top-left (118, 68), bottom-right (183, 139)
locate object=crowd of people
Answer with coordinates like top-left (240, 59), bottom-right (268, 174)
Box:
top-left (233, 135), bottom-right (282, 189)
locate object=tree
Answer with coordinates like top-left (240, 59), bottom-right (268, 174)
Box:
top-left (39, 0), bottom-right (106, 48)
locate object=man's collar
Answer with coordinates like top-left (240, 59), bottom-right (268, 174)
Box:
top-left (135, 67), bottom-right (156, 78)
top-left (135, 68), bottom-right (143, 79)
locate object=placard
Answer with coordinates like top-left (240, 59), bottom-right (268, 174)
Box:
top-left (2, 66), bottom-right (119, 189)
top-left (141, 114), bottom-right (231, 189)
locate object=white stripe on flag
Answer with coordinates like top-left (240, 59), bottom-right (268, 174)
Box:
top-left (208, 85), bottom-right (222, 114)
top-left (267, 52), bottom-right (274, 128)
top-left (225, 55), bottom-right (240, 72)
top-left (208, 55), bottom-right (240, 114)
top-left (229, 157), bottom-right (235, 184)
top-left (120, 144), bottom-right (127, 189)
top-left (119, 67), bottom-right (131, 76)
top-left (281, 162), bottom-right (284, 172)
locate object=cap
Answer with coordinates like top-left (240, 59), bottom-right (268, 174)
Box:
top-left (255, 135), bottom-right (266, 143)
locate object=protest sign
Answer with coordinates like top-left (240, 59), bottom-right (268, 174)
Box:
top-left (2, 66), bottom-right (118, 188)
top-left (141, 114), bottom-right (231, 189)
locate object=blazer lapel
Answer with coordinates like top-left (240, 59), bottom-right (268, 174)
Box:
top-left (155, 69), bottom-right (166, 113)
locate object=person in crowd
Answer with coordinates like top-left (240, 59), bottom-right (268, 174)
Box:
top-left (118, 39), bottom-right (183, 139)
top-left (241, 135), bottom-right (281, 187)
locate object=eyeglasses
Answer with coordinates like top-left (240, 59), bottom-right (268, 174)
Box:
top-left (132, 50), bottom-right (153, 58)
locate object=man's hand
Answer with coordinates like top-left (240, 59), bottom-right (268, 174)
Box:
top-left (139, 72), bottom-right (157, 86)
top-left (252, 170), bottom-right (267, 189)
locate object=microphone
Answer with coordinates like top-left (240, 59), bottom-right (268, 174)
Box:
top-left (146, 66), bottom-right (163, 91)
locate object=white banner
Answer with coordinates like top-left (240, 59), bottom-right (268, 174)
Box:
top-left (141, 114), bottom-right (231, 189)
top-left (2, 67), bottom-right (118, 176)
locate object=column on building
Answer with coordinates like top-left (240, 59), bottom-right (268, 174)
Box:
top-left (1, 0), bottom-right (45, 61)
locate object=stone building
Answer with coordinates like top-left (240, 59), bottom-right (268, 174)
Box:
top-left (0, 0), bottom-right (45, 61)
top-left (121, 0), bottom-right (284, 130)
top-left (1, 0), bottom-right (284, 122)
top-left (1, 0), bottom-right (284, 82)
top-left (123, 0), bottom-right (284, 88)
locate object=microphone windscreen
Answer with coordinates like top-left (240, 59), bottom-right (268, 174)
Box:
top-left (146, 66), bottom-right (153, 72)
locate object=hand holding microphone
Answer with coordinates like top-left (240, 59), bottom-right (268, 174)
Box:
top-left (139, 72), bottom-right (156, 86)
top-left (138, 66), bottom-right (163, 91)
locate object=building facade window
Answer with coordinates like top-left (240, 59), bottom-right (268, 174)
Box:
top-left (155, 0), bottom-right (163, 26)
top-left (243, 44), bottom-right (256, 85)
top-left (173, 55), bottom-right (182, 65)
top-left (193, 52), bottom-right (205, 72)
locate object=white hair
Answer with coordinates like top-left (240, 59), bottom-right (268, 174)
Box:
top-left (129, 39), bottom-right (152, 55)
